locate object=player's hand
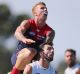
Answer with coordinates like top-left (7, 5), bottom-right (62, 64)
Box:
top-left (22, 38), bottom-right (36, 44)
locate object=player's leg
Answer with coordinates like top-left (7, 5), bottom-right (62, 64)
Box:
top-left (10, 48), bottom-right (37, 74)
top-left (15, 48), bottom-right (37, 70)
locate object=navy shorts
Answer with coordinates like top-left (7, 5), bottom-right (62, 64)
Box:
top-left (11, 41), bottom-right (41, 65)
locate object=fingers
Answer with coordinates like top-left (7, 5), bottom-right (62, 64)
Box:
top-left (22, 38), bottom-right (36, 44)
top-left (26, 39), bottom-right (36, 44)
top-left (31, 40), bottom-right (36, 43)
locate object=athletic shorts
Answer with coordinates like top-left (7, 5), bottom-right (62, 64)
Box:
top-left (11, 41), bottom-right (41, 65)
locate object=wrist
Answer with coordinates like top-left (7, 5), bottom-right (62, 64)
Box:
top-left (21, 37), bottom-right (27, 43)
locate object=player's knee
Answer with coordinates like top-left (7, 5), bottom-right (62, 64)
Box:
top-left (27, 48), bottom-right (37, 61)
top-left (17, 48), bottom-right (30, 60)
top-left (17, 48), bottom-right (37, 61)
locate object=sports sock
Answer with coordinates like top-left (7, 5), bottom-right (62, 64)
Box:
top-left (11, 67), bottom-right (20, 74)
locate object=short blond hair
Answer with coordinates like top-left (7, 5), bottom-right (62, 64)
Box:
top-left (32, 2), bottom-right (46, 15)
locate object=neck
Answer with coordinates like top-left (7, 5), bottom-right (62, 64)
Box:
top-left (34, 17), bottom-right (46, 27)
top-left (38, 58), bottom-right (50, 69)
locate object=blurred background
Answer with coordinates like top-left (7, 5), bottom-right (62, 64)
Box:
top-left (0, 0), bottom-right (80, 74)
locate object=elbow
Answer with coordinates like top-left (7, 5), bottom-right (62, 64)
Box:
top-left (14, 27), bottom-right (20, 38)
top-left (14, 32), bottom-right (16, 38)
top-left (14, 31), bottom-right (18, 38)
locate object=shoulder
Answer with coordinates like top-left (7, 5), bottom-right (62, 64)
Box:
top-left (45, 24), bottom-right (53, 31)
top-left (28, 19), bottom-right (35, 26)
top-left (17, 19), bottom-right (35, 29)
top-left (20, 20), bottom-right (29, 26)
top-left (20, 19), bottom-right (34, 26)
top-left (45, 24), bottom-right (55, 36)
top-left (29, 61), bottom-right (38, 67)
top-left (17, 19), bottom-right (30, 29)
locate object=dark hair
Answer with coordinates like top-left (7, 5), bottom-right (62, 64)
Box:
top-left (39, 43), bottom-right (53, 50)
top-left (33, 43), bottom-right (53, 61)
top-left (65, 48), bottom-right (76, 56)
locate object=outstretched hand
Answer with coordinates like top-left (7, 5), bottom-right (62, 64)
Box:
top-left (22, 38), bottom-right (36, 44)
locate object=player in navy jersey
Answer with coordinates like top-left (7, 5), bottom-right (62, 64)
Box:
top-left (10, 2), bottom-right (55, 74)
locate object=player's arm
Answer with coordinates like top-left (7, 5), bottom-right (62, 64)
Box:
top-left (46, 29), bottom-right (55, 45)
top-left (76, 68), bottom-right (80, 74)
top-left (14, 20), bottom-right (35, 44)
top-left (23, 65), bottom-right (32, 74)
top-left (14, 20), bottom-right (30, 41)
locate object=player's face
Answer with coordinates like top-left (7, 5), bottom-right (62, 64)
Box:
top-left (65, 51), bottom-right (76, 67)
top-left (35, 4), bottom-right (48, 21)
top-left (43, 45), bottom-right (54, 62)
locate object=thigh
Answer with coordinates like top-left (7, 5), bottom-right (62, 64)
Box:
top-left (11, 41), bottom-right (37, 65)
top-left (15, 48), bottom-right (37, 70)
top-left (17, 47), bottom-right (37, 61)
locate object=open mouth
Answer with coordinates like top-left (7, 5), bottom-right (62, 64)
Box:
top-left (43, 12), bottom-right (48, 16)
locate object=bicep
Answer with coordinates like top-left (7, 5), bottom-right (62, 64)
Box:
top-left (23, 65), bottom-right (32, 74)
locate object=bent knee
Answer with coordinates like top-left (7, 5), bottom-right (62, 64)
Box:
top-left (17, 48), bottom-right (37, 61)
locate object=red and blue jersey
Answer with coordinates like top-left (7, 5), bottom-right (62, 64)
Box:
top-left (11, 19), bottom-right (53, 65)
top-left (16, 19), bottom-right (53, 52)
top-left (16, 19), bottom-right (53, 51)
